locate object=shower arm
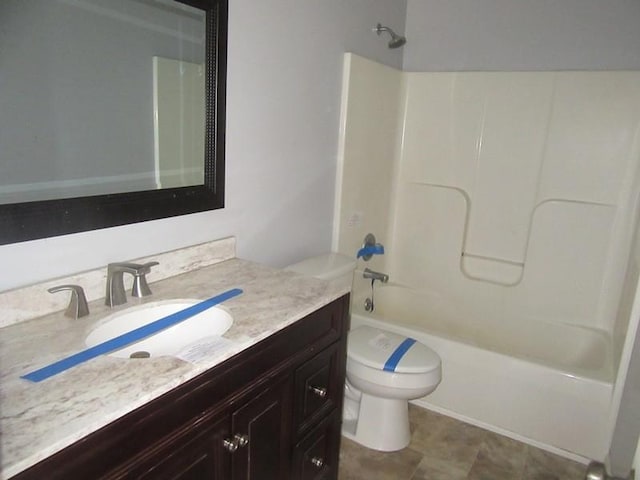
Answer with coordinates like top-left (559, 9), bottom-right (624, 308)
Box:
top-left (374, 24), bottom-right (391, 35)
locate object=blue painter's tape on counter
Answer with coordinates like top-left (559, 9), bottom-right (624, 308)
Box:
top-left (21, 288), bottom-right (244, 383)
top-left (383, 337), bottom-right (416, 372)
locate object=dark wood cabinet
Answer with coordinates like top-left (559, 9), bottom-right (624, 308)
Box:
top-left (228, 377), bottom-right (289, 480)
top-left (13, 295), bottom-right (349, 480)
top-left (292, 410), bottom-right (341, 480)
top-left (127, 377), bottom-right (289, 480)
top-left (134, 416), bottom-right (230, 480)
top-left (293, 342), bottom-right (341, 440)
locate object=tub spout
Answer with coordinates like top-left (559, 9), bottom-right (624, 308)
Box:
top-left (363, 268), bottom-right (389, 283)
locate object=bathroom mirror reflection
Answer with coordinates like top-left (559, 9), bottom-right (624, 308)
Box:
top-left (0, 0), bottom-right (227, 244)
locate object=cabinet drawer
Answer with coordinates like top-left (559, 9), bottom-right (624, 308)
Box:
top-left (292, 410), bottom-right (340, 480)
top-left (293, 342), bottom-right (340, 438)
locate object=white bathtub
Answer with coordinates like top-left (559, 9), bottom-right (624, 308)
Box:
top-left (351, 284), bottom-right (613, 462)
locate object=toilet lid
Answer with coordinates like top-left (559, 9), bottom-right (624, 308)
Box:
top-left (348, 326), bottom-right (440, 374)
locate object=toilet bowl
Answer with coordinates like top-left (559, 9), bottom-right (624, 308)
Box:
top-left (342, 325), bottom-right (441, 451)
top-left (284, 253), bottom-right (442, 452)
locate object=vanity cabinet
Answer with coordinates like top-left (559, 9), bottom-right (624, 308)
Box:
top-left (13, 295), bottom-right (349, 480)
top-left (130, 377), bottom-right (289, 480)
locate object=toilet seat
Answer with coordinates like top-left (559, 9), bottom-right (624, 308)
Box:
top-left (348, 326), bottom-right (440, 374)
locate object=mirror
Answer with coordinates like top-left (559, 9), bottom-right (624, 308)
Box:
top-left (0, 0), bottom-right (227, 245)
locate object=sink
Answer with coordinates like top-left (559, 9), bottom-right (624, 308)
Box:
top-left (85, 299), bottom-right (233, 359)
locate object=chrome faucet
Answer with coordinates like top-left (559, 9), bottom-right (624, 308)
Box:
top-left (105, 262), bottom-right (159, 307)
top-left (363, 268), bottom-right (389, 283)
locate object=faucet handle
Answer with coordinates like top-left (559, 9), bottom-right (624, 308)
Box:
top-left (130, 261), bottom-right (159, 298)
top-left (48, 284), bottom-right (90, 319)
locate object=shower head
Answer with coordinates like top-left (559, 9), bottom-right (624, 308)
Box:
top-left (373, 23), bottom-right (406, 49)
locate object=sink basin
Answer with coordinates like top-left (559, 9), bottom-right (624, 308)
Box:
top-left (85, 299), bottom-right (233, 359)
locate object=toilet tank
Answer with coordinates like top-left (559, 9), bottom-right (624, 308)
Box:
top-left (285, 253), bottom-right (356, 291)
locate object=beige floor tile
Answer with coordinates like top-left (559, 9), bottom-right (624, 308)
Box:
top-left (410, 410), bottom-right (486, 475)
top-left (408, 403), bottom-right (439, 425)
top-left (409, 407), bottom-right (468, 451)
top-left (338, 437), bottom-right (423, 480)
top-left (410, 457), bottom-right (468, 480)
top-left (522, 446), bottom-right (586, 480)
top-left (467, 459), bottom-right (521, 480)
top-left (340, 406), bottom-right (587, 480)
top-left (408, 404), bottom-right (455, 431)
top-left (468, 430), bottom-right (527, 479)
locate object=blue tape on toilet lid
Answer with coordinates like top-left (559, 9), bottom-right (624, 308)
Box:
top-left (347, 325), bottom-right (440, 374)
top-left (383, 337), bottom-right (417, 372)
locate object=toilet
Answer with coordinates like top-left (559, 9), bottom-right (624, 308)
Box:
top-left (285, 253), bottom-right (442, 451)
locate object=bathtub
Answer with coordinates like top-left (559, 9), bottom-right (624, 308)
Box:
top-left (350, 283), bottom-right (613, 462)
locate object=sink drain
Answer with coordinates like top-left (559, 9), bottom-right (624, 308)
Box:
top-left (129, 351), bottom-right (151, 359)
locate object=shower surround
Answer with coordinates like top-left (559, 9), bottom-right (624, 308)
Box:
top-left (334, 54), bottom-right (640, 461)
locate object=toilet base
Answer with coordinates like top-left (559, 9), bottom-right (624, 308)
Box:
top-left (341, 392), bottom-right (411, 452)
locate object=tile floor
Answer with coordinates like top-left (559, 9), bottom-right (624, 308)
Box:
top-left (338, 405), bottom-right (587, 480)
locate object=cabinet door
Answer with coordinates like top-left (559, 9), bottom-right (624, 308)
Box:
top-left (126, 416), bottom-right (231, 480)
top-left (229, 378), bottom-right (290, 480)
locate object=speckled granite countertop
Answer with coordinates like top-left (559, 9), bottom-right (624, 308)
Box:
top-left (0, 258), bottom-right (348, 479)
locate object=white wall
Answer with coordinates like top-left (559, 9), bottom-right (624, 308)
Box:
top-left (0, 0), bottom-right (406, 292)
top-left (403, 0), bottom-right (640, 71)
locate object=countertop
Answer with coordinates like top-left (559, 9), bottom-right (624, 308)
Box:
top-left (0, 258), bottom-right (348, 479)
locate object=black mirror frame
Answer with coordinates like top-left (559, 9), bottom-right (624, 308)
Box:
top-left (0, 0), bottom-right (227, 245)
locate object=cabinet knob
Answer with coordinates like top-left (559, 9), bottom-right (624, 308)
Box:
top-left (308, 385), bottom-right (327, 398)
top-left (236, 434), bottom-right (249, 447)
top-left (223, 433), bottom-right (250, 453)
top-left (222, 437), bottom-right (239, 452)
top-left (310, 456), bottom-right (324, 469)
